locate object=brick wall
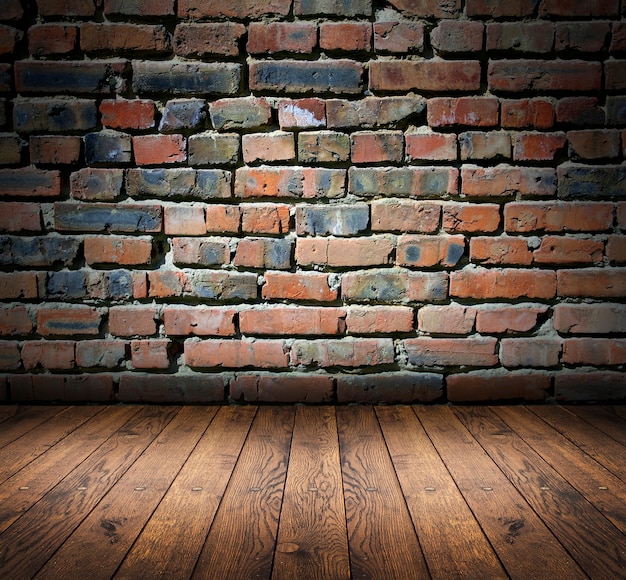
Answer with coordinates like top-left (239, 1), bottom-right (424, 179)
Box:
top-left (1, 0), bottom-right (625, 404)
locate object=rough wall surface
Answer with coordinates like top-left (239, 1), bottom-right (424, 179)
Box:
top-left (1, 0), bottom-right (625, 404)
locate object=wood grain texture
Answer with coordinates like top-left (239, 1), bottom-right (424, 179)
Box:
top-left (272, 406), bottom-right (350, 580)
top-left (0, 405), bottom-right (19, 423)
top-left (566, 405), bottom-right (626, 447)
top-left (376, 405), bottom-right (507, 580)
top-left (0, 405), bottom-right (64, 448)
top-left (336, 405), bottom-right (429, 580)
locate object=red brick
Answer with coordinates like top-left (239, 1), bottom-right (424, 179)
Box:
top-left (387, 0), bottom-right (460, 17)
top-left (29, 136), bottom-right (82, 165)
top-left (555, 22), bottom-right (610, 53)
top-left (0, 25), bottom-right (20, 56)
top-left (240, 203), bottom-right (290, 234)
top-left (37, 306), bottom-right (101, 336)
top-left (442, 203), bottom-right (501, 233)
top-left (0, 0), bottom-right (22, 19)
top-left (370, 60), bottom-right (481, 92)
top-left (0, 341), bottom-right (20, 370)
top-left (0, 133), bottom-right (21, 165)
top-left (397, 234), bottom-right (465, 268)
top-left (174, 23), bottom-right (245, 57)
top-left (371, 199), bottom-right (441, 233)
top-left (504, 202), bottom-right (613, 233)
top-left (563, 338), bottom-right (626, 365)
top-left (0, 306), bottom-right (33, 336)
top-left (147, 270), bottom-right (190, 298)
top-left (607, 235), bottom-right (626, 263)
top-left (540, 0), bottom-right (618, 17)
top-left (235, 167), bottom-right (345, 199)
top-left (431, 20), bottom-right (483, 54)
top-left (557, 268), bottom-right (626, 298)
top-left (342, 269), bottom-right (448, 303)
top-left (403, 337), bottom-right (498, 367)
top-left (0, 168), bottom-right (61, 198)
top-left (38, 0), bottom-right (96, 16)
top-left (240, 307), bottom-right (346, 336)
top-left (80, 23), bottom-right (171, 53)
top-left (554, 304), bottom-right (626, 334)
top-left (84, 236), bottom-right (153, 266)
top-left (290, 337), bottom-right (394, 368)
top-left (447, 371), bottom-right (551, 402)
top-left (21, 340), bottom-right (75, 370)
top-left (242, 132), bottom-right (295, 164)
top-left (131, 339), bottom-right (170, 369)
top-left (501, 98), bottom-right (555, 129)
top-left (75, 340), bottom-right (126, 368)
top-left (164, 205), bottom-right (206, 235)
top-left (533, 237), bottom-right (604, 265)
top-left (568, 129), bottom-right (620, 161)
top-left (611, 22), bottom-right (626, 52)
top-left (417, 304), bottom-right (476, 335)
top-left (513, 132), bottom-right (567, 161)
top-left (262, 272), bottom-right (338, 302)
top-left (556, 97), bottom-right (605, 125)
top-left (100, 99), bottom-right (155, 130)
top-left (28, 24), bottom-right (78, 56)
top-left (234, 238), bottom-right (292, 270)
top-left (487, 22), bottom-right (553, 53)
top-left (184, 338), bottom-right (289, 369)
top-left (105, 0), bottom-right (175, 16)
top-left (427, 97), bottom-right (499, 128)
top-left (70, 168), bottom-right (124, 202)
top-left (374, 21), bottom-right (423, 53)
top-left (278, 99), bottom-right (326, 129)
top-left (450, 267), bottom-right (556, 299)
top-left (466, 0), bottom-right (537, 17)
top-left (296, 236), bottom-right (394, 267)
top-left (500, 338), bottom-right (561, 368)
top-left (470, 237), bottom-right (532, 266)
top-left (205, 204), bottom-right (241, 234)
top-left (247, 22), bottom-right (317, 55)
top-left (619, 202), bottom-right (626, 230)
top-left (133, 135), bottom-right (186, 166)
top-left (556, 371), bottom-right (626, 401)
top-left (230, 374), bottom-right (333, 403)
top-left (351, 131), bottom-right (403, 164)
top-left (476, 305), bottom-right (548, 334)
top-left (172, 237), bottom-right (230, 266)
top-left (405, 131), bottom-right (457, 161)
top-left (0, 203), bottom-right (41, 232)
top-left (109, 306), bottom-right (158, 337)
top-left (163, 306), bottom-right (236, 336)
top-left (0, 272), bottom-right (38, 299)
top-left (320, 22), bottom-right (371, 52)
top-left (489, 60), bottom-right (601, 92)
top-left (346, 306), bottom-right (414, 334)
top-left (459, 131), bottom-right (511, 161)
top-left (462, 165), bottom-right (556, 198)
top-left (179, 0), bottom-right (290, 19)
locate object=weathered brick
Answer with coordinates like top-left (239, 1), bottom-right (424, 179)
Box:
top-left (250, 60), bottom-right (363, 94)
top-left (11, 374), bottom-right (115, 402)
top-left (513, 131), bottom-right (567, 161)
top-left (351, 131), bottom-right (403, 164)
top-left (159, 99), bottom-right (206, 132)
top-left (262, 271), bottom-right (338, 301)
top-left (38, 0), bottom-right (97, 16)
top-left (109, 305), bottom-right (158, 336)
top-left (337, 372), bottom-right (443, 403)
top-left (291, 337), bottom-right (394, 368)
top-left (190, 271), bottom-right (258, 300)
top-left (488, 60), bottom-right (601, 92)
top-left (84, 131), bottom-right (132, 165)
top-left (450, 267), bottom-right (556, 299)
top-left (374, 21), bottom-right (423, 54)
top-left (372, 199), bottom-right (441, 233)
top-left (406, 130), bottom-right (457, 162)
top-left (327, 96), bottom-right (425, 128)
top-left (461, 165), bottom-right (556, 198)
top-left (174, 23), bottom-right (245, 58)
top-left (30, 135), bottom-right (81, 165)
top-left (230, 374), bottom-right (333, 404)
top-left (397, 234), bottom-right (465, 268)
top-left (342, 269), bottom-right (448, 303)
top-left (247, 22), bottom-right (317, 55)
top-left (0, 133), bottom-right (21, 165)
top-left (134, 134), bottom-right (186, 166)
top-left (0, 272), bottom-right (37, 299)
top-left (470, 236), bottom-right (533, 266)
top-left (558, 164), bottom-right (626, 199)
top-left (70, 168), bottom-right (124, 201)
top-left (533, 236), bottom-right (604, 265)
top-left (447, 371), bottom-right (551, 402)
top-left (431, 21), bottom-right (484, 54)
top-left (126, 168), bottom-right (231, 200)
top-left (240, 203), bottom-right (290, 234)
top-left (242, 131), bottom-right (295, 164)
top-left (185, 338), bottom-right (289, 369)
top-left (236, 167), bottom-right (345, 199)
top-left (13, 98), bottom-right (97, 133)
top-left (554, 303), bottom-right (626, 334)
top-left (240, 307), bottom-right (346, 336)
top-left (85, 236), bottom-right (153, 266)
top-left (370, 60), bottom-right (481, 92)
top-left (37, 306), bottom-right (101, 336)
top-left (172, 237), bottom-right (230, 266)
top-left (118, 374), bottom-right (224, 403)
top-left (205, 205), bottom-right (241, 234)
top-left (607, 235), bottom-right (626, 263)
top-left (54, 203), bottom-right (162, 233)
top-left (28, 24), bottom-right (78, 56)
top-left (188, 132), bottom-right (239, 166)
top-left (346, 305), bottom-right (414, 334)
top-left (0, 341), bottom-right (20, 370)
top-left (163, 306), bottom-right (235, 336)
top-left (0, 24), bottom-right (21, 56)
top-left (555, 22), bottom-right (610, 53)
top-left (298, 131), bottom-right (350, 163)
top-left (501, 98), bottom-right (554, 129)
top-left (179, 0), bottom-right (291, 19)
top-left (164, 205), bottom-right (206, 235)
top-left (81, 23), bottom-right (171, 54)
top-left (296, 235), bottom-right (394, 267)
top-left (505, 201), bottom-right (613, 233)
top-left (105, 0), bottom-right (175, 16)
top-left (404, 337), bottom-right (498, 368)
top-left (0, 305), bottom-right (33, 336)
top-left (459, 131), bottom-right (511, 161)
top-left (209, 97), bottom-right (272, 131)
top-left (0, 168), bottom-right (61, 197)
top-left (563, 338), bottom-right (626, 366)
top-left (386, 0), bottom-right (460, 17)
top-left (294, 0), bottom-right (371, 16)
top-left (0, 0), bottom-right (22, 19)
top-left (278, 98), bottom-right (326, 129)
top-left (0, 235), bottom-right (79, 267)
top-left (349, 166), bottom-right (458, 197)
top-left (0, 203), bottom-right (41, 232)
top-left (555, 371), bottom-right (626, 402)
top-left (557, 268), bottom-right (626, 299)
top-left (296, 204), bottom-right (369, 236)
top-left (568, 129), bottom-right (620, 161)
top-left (233, 238), bottom-right (292, 270)
top-left (540, 0), bottom-right (618, 17)
top-left (147, 270), bottom-right (190, 298)
top-left (500, 338), bottom-right (561, 368)
top-left (487, 22), bottom-right (553, 53)
top-left (132, 61), bottom-right (241, 96)
top-left (557, 97), bottom-right (605, 125)
top-left (427, 97), bottom-right (499, 127)
top-left (131, 339), bottom-right (170, 369)
top-left (611, 22), bottom-right (626, 52)
top-left (476, 305), bottom-right (548, 334)
top-left (75, 340), bottom-right (126, 368)
top-left (468, 0), bottom-right (538, 17)
top-left (418, 304), bottom-right (476, 335)
top-left (320, 22), bottom-right (371, 52)
top-left (21, 340), bottom-right (75, 370)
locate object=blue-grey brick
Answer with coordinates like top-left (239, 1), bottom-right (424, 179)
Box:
top-left (84, 131), bottom-right (132, 165)
top-left (54, 202), bottom-right (162, 233)
top-left (106, 270), bottom-right (134, 299)
top-left (0, 236), bottom-right (80, 267)
top-left (13, 98), bottom-right (98, 134)
top-left (558, 163), bottom-right (626, 199)
top-left (188, 132), bottom-right (240, 166)
top-left (337, 372), bottom-right (443, 403)
top-left (126, 168), bottom-right (231, 200)
top-left (191, 271), bottom-right (258, 300)
top-left (46, 271), bottom-right (89, 299)
top-left (349, 166), bottom-right (457, 197)
top-left (296, 204), bottom-right (369, 236)
top-left (159, 98), bottom-right (207, 132)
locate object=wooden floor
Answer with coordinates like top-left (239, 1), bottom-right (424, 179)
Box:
top-left (0, 405), bottom-right (625, 579)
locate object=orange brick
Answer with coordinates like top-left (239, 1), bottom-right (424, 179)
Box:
top-left (346, 306), bottom-right (414, 334)
top-left (320, 22), bottom-right (371, 52)
top-left (470, 236), bottom-right (533, 265)
top-left (262, 272), bottom-right (338, 301)
top-left (131, 339), bottom-right (170, 369)
top-left (133, 134), bottom-right (186, 166)
top-left (476, 305), bottom-right (548, 334)
top-left (557, 268), bottom-right (626, 298)
top-left (205, 204), bottom-right (241, 234)
top-left (417, 304), bottom-right (476, 334)
top-left (404, 337), bottom-right (498, 367)
top-left (239, 307), bottom-right (346, 336)
top-left (397, 234), bottom-right (465, 268)
top-left (296, 236), bottom-right (394, 267)
top-left (505, 202), bottom-right (613, 233)
top-left (21, 340), bottom-right (75, 370)
top-left (37, 306), bottom-right (101, 336)
top-left (163, 306), bottom-right (236, 336)
top-left (184, 338), bottom-right (289, 369)
top-left (164, 205), bottom-right (206, 235)
top-left (371, 199), bottom-right (441, 233)
top-left (442, 203), bottom-right (501, 233)
top-left (240, 203), bottom-right (291, 234)
top-left (109, 306), bottom-right (158, 336)
top-left (0, 306), bottom-right (33, 336)
top-left (451, 267), bottom-right (556, 299)
top-left (533, 236), bottom-right (604, 265)
top-left (84, 236), bottom-right (153, 265)
top-left (405, 131), bottom-right (457, 161)
top-left (242, 131), bottom-right (295, 164)
top-left (351, 131), bottom-right (404, 163)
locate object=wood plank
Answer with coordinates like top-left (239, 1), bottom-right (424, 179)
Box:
top-left (494, 405), bottom-right (626, 535)
top-left (35, 406), bottom-right (219, 580)
top-left (415, 405), bottom-right (586, 580)
top-left (272, 406), bottom-right (350, 580)
top-left (376, 405), bottom-right (507, 580)
top-left (530, 405), bottom-right (626, 484)
top-left (566, 406), bottom-right (626, 447)
top-left (455, 406), bottom-right (626, 579)
top-left (0, 405), bottom-right (65, 447)
top-left (191, 406), bottom-right (295, 580)
top-left (0, 406), bottom-right (102, 486)
top-left (613, 405), bottom-right (626, 420)
top-left (0, 404), bottom-right (140, 535)
top-left (0, 405), bottom-right (19, 423)
top-left (336, 405), bottom-right (429, 580)
top-left (114, 405), bottom-right (257, 580)
top-left (0, 405), bottom-right (179, 579)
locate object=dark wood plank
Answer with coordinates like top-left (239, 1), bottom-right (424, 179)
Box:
top-left (613, 405), bottom-right (626, 420)
top-left (115, 405), bottom-right (257, 580)
top-left (191, 406), bottom-right (295, 580)
top-left (455, 406), bottom-right (626, 579)
top-left (0, 405), bottom-right (179, 579)
top-left (376, 405), bottom-right (507, 580)
top-left (272, 406), bottom-right (350, 580)
top-left (0, 405), bottom-right (19, 423)
top-left (0, 406), bottom-right (102, 486)
top-left (0, 405), bottom-right (65, 447)
top-left (35, 406), bottom-right (219, 580)
top-left (530, 405), bottom-right (626, 484)
top-left (415, 405), bottom-right (586, 580)
top-left (0, 404), bottom-right (140, 535)
top-left (566, 405), bottom-right (626, 447)
top-left (336, 405), bottom-right (429, 580)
